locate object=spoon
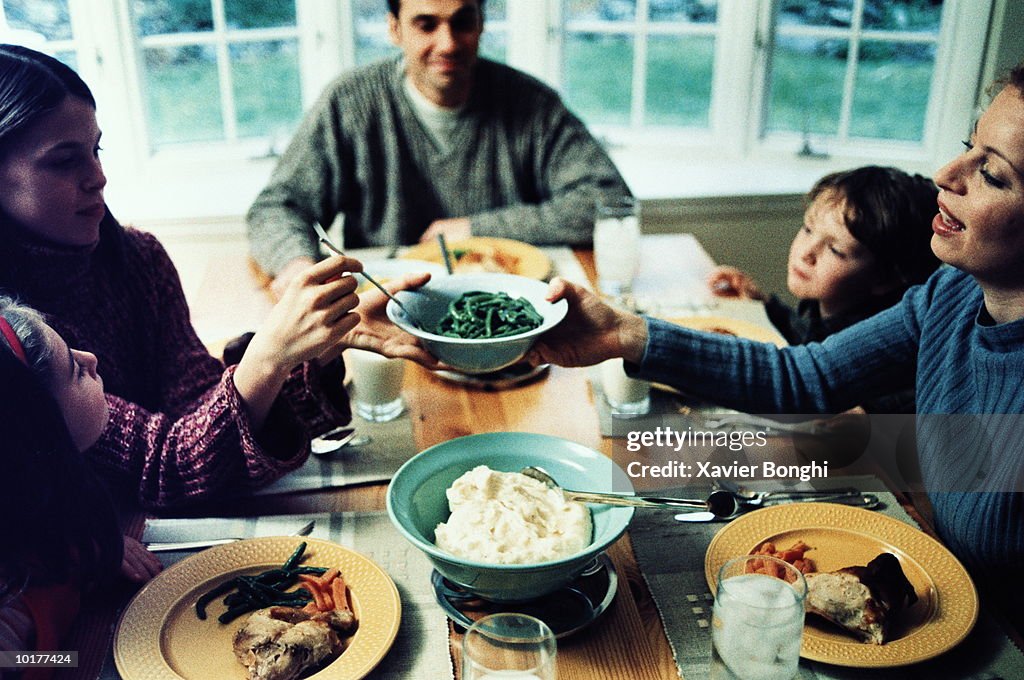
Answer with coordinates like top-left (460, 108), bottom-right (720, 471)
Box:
top-left (311, 222), bottom-right (425, 329)
top-left (521, 466), bottom-right (738, 518)
top-left (310, 427), bottom-right (372, 455)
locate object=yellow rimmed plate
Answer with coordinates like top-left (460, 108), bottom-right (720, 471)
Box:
top-left (651, 316), bottom-right (786, 395)
top-left (704, 503), bottom-right (977, 668)
top-left (114, 537), bottom-right (401, 680)
top-left (401, 237), bottom-right (551, 279)
top-left (664, 315), bottom-right (786, 347)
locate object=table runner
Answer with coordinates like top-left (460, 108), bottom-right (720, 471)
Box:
top-left (255, 411), bottom-right (418, 494)
top-left (94, 511), bottom-right (453, 679)
top-left (629, 487), bottom-right (1024, 680)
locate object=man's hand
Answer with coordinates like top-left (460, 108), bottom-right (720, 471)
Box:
top-left (341, 271), bottom-right (443, 368)
top-left (527, 277), bottom-right (648, 368)
top-left (271, 256), bottom-right (318, 301)
top-left (420, 217), bottom-right (471, 243)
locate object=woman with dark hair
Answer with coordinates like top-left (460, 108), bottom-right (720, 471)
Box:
top-left (0, 296), bottom-right (161, 668)
top-left (531, 63), bottom-right (1024, 629)
top-left (0, 45), bottom-right (435, 510)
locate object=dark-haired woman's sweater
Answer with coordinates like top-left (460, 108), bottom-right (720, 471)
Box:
top-left (0, 218), bottom-right (349, 510)
top-left (633, 266), bottom-right (1024, 619)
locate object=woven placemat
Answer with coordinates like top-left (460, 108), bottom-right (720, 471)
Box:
top-left (630, 487), bottom-right (1024, 680)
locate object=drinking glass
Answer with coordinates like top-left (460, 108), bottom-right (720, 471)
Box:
top-left (462, 613), bottom-right (557, 680)
top-left (593, 195), bottom-right (641, 299)
top-left (710, 555), bottom-right (807, 680)
top-left (346, 348), bottom-right (405, 422)
top-left (599, 358), bottom-right (650, 415)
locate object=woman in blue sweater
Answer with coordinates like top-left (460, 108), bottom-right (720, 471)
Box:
top-left (531, 65), bottom-right (1024, 629)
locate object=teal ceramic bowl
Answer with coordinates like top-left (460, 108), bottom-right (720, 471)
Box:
top-left (385, 273), bottom-right (568, 374)
top-left (386, 432), bottom-right (634, 602)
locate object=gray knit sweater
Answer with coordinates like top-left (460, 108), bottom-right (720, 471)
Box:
top-left (247, 57), bottom-right (631, 275)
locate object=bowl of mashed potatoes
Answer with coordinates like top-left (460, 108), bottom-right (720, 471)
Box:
top-left (386, 432), bottom-right (635, 602)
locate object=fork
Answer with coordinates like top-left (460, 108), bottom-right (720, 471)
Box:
top-left (311, 222), bottom-right (424, 328)
top-left (293, 520), bottom-right (315, 537)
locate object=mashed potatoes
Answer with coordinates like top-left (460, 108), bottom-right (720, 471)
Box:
top-left (434, 465), bottom-right (592, 565)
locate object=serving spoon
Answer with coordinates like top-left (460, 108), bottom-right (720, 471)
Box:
top-left (311, 222), bottom-right (426, 329)
top-left (520, 466), bottom-right (739, 519)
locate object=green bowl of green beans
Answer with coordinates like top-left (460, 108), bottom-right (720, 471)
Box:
top-left (386, 273), bottom-right (568, 374)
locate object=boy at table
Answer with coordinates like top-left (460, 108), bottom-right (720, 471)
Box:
top-left (246, 0), bottom-right (631, 299)
top-left (708, 166), bottom-right (939, 413)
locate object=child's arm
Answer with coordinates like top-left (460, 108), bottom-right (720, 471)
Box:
top-left (708, 265), bottom-right (765, 300)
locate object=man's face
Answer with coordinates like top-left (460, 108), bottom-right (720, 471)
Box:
top-left (388, 0), bottom-right (482, 108)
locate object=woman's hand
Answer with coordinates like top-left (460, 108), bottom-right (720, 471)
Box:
top-left (526, 278), bottom-right (648, 367)
top-left (234, 256), bottom-right (362, 429)
top-left (708, 265), bottom-right (764, 300)
top-left (341, 271), bottom-right (443, 368)
top-left (121, 536), bottom-right (162, 583)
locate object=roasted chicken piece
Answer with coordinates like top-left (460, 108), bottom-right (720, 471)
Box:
top-left (804, 553), bottom-right (917, 644)
top-left (232, 606), bottom-right (357, 680)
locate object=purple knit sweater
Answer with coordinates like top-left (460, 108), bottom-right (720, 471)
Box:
top-left (0, 216), bottom-right (350, 510)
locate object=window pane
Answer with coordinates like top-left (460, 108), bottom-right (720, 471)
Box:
top-left (850, 41), bottom-right (935, 141)
top-left (133, 0), bottom-right (213, 37)
top-left (143, 45), bottom-right (222, 146)
top-left (355, 25), bottom-right (395, 66)
top-left (231, 40), bottom-right (301, 138)
top-left (649, 0), bottom-right (717, 23)
top-left (224, 0), bottom-right (296, 30)
top-left (485, 0), bottom-right (506, 20)
top-left (563, 33), bottom-right (632, 125)
top-left (645, 34), bottom-right (713, 126)
top-left (566, 0), bottom-right (635, 21)
top-left (766, 37), bottom-right (846, 135)
top-left (3, 0), bottom-right (71, 41)
top-left (777, 0), bottom-right (853, 28)
top-left (863, 0), bottom-right (943, 32)
top-left (480, 30), bottom-right (506, 62)
top-left (55, 49), bottom-right (76, 71)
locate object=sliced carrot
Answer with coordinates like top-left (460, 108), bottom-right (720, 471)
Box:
top-left (318, 567), bottom-right (340, 588)
top-left (298, 582), bottom-right (326, 611)
top-left (331, 576), bottom-right (350, 613)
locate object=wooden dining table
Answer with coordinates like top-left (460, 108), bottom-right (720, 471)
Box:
top-left (63, 234), bottom-right (1014, 679)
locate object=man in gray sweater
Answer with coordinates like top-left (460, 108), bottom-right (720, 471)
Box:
top-left (247, 0), bottom-right (631, 296)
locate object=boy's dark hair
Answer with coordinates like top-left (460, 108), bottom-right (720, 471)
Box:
top-left (808, 166), bottom-right (940, 287)
top-left (0, 298), bottom-right (122, 603)
top-left (387, 0), bottom-right (485, 17)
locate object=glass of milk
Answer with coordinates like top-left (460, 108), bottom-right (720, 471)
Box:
top-left (711, 555), bottom-right (807, 680)
top-left (346, 348), bottom-right (405, 422)
top-left (593, 194), bottom-right (641, 299)
top-left (462, 613), bottom-right (557, 680)
top-left (599, 358), bottom-right (650, 415)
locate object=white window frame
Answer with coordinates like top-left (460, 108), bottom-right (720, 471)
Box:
top-left (0, 0), bottom-right (999, 220)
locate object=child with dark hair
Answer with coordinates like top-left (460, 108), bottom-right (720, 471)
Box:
top-left (0, 297), bottom-right (161, 672)
top-left (708, 166), bottom-right (940, 412)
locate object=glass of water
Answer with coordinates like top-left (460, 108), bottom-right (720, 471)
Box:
top-left (462, 613), bottom-right (557, 680)
top-left (711, 555), bottom-right (807, 680)
top-left (593, 194), bottom-right (641, 299)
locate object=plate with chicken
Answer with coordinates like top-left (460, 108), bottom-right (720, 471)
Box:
top-left (704, 503), bottom-right (978, 667)
top-left (400, 237), bottom-right (552, 280)
top-left (115, 537), bottom-right (401, 680)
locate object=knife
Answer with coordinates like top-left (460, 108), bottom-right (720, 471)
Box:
top-left (145, 538), bottom-right (242, 552)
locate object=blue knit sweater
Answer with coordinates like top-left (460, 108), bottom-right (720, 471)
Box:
top-left (634, 266), bottom-right (1024, 603)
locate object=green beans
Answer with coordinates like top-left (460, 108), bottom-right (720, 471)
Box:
top-left (435, 291), bottom-right (543, 339)
top-left (195, 542), bottom-right (318, 623)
